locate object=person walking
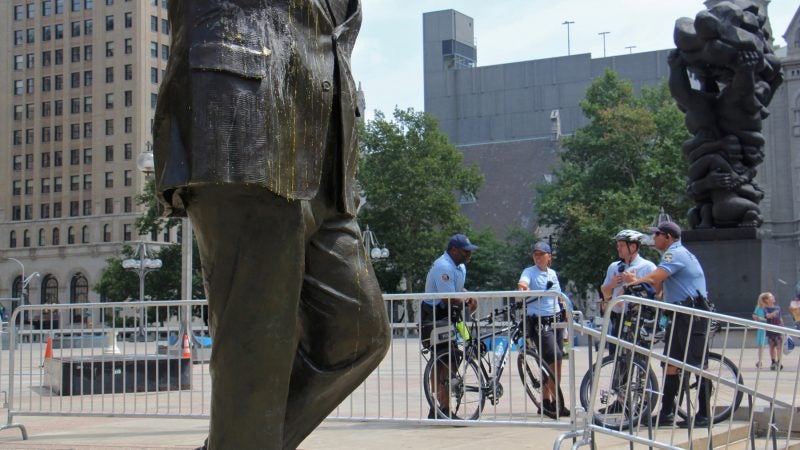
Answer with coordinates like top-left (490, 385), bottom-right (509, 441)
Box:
top-left (752, 293), bottom-right (769, 368)
top-left (760, 292), bottom-right (784, 370)
top-left (518, 241), bottom-right (570, 419)
top-left (626, 221), bottom-right (712, 428)
top-left (421, 234), bottom-right (478, 419)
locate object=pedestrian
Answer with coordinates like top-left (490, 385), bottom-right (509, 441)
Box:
top-left (760, 292), bottom-right (784, 370)
top-left (421, 233), bottom-right (478, 419)
top-left (752, 293), bottom-right (769, 368)
top-left (626, 221), bottom-right (711, 428)
top-left (600, 229), bottom-right (657, 356)
top-left (789, 292), bottom-right (800, 330)
top-left (518, 241), bottom-right (570, 419)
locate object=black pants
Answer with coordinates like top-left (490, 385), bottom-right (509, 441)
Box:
top-left (185, 185), bottom-right (390, 449)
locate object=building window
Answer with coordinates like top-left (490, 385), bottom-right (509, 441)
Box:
top-left (10, 231), bottom-right (17, 248)
top-left (14, 105), bottom-right (23, 120)
top-left (124, 143), bottom-right (132, 159)
top-left (53, 201), bottom-right (62, 217)
top-left (25, 179), bottom-right (33, 195)
top-left (84, 19), bottom-right (93, 35)
top-left (42, 275), bottom-right (58, 304)
top-left (161, 18), bottom-right (170, 34)
top-left (124, 64), bottom-right (133, 80)
top-left (123, 196), bottom-right (132, 212)
top-left (70, 200), bottom-right (79, 216)
top-left (105, 171), bottom-right (114, 188)
top-left (150, 15), bottom-right (157, 32)
top-left (41, 126), bottom-right (51, 142)
top-left (41, 177), bottom-right (50, 193)
top-left (40, 203), bottom-right (50, 219)
top-left (83, 122), bottom-right (92, 138)
top-left (151, 93), bottom-right (158, 109)
top-left (56, 0), bottom-right (64, 14)
top-left (54, 151), bottom-right (63, 167)
top-left (70, 175), bottom-right (79, 191)
top-left (105, 15), bottom-right (114, 31)
top-left (124, 117), bottom-right (132, 133)
top-left (72, 0), bottom-right (80, 12)
top-left (103, 224), bottom-right (111, 242)
top-left (83, 148), bottom-right (92, 164)
top-left (42, 26), bottom-right (52, 41)
top-left (125, 38), bottom-right (133, 54)
top-left (42, 101), bottom-right (52, 117)
top-left (68, 226), bottom-right (75, 244)
top-left (125, 12), bottom-right (132, 28)
top-left (105, 145), bottom-right (114, 161)
top-left (12, 180), bottom-right (21, 196)
top-left (23, 230), bottom-right (31, 247)
top-left (84, 45), bottom-right (93, 61)
top-left (83, 70), bottom-right (93, 86)
top-left (12, 206), bottom-right (21, 221)
top-left (81, 225), bottom-right (89, 243)
top-left (55, 24), bottom-right (63, 39)
top-left (105, 67), bottom-right (114, 83)
top-left (70, 123), bottom-right (79, 139)
top-left (83, 199), bottom-right (92, 215)
top-left (42, 76), bottom-right (52, 92)
top-left (52, 228), bottom-right (60, 245)
top-left (42, 152), bottom-right (51, 167)
top-left (24, 204), bottom-right (33, 220)
top-left (83, 174), bottom-right (92, 190)
top-left (14, 5), bottom-right (24, 20)
top-left (161, 44), bottom-right (170, 60)
top-left (13, 130), bottom-right (22, 145)
top-left (105, 93), bottom-right (114, 109)
top-left (123, 224), bottom-right (132, 241)
top-left (27, 28), bottom-right (35, 43)
top-left (124, 170), bottom-right (132, 186)
top-left (14, 30), bottom-right (24, 45)
top-left (26, 129), bottom-right (34, 144)
top-left (104, 198), bottom-right (113, 214)
top-left (105, 119), bottom-right (114, 135)
top-left (71, 21), bottom-right (81, 37)
top-left (55, 74), bottom-right (63, 90)
top-left (150, 67), bottom-right (158, 83)
top-left (105, 41), bottom-right (114, 57)
top-left (71, 72), bottom-right (80, 89)
top-left (70, 274), bottom-right (89, 303)
top-left (85, 0), bottom-right (93, 9)
top-left (14, 80), bottom-right (24, 95)
top-left (38, 229), bottom-right (46, 246)
top-left (84, 96), bottom-right (92, 113)
top-left (54, 177), bottom-right (62, 193)
top-left (27, 3), bottom-right (35, 18)
top-left (25, 153), bottom-right (34, 169)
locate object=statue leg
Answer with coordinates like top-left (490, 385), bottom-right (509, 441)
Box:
top-left (282, 216), bottom-right (391, 449)
top-left (185, 185), bottom-right (305, 450)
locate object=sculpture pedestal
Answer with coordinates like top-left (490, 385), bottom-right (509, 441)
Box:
top-left (682, 228), bottom-right (763, 318)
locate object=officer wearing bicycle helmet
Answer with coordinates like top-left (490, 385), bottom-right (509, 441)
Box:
top-left (626, 221), bottom-right (711, 428)
top-left (600, 230), bottom-right (657, 355)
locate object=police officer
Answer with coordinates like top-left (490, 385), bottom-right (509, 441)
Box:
top-left (518, 241), bottom-right (570, 419)
top-left (422, 234), bottom-right (478, 418)
top-left (600, 230), bottom-right (657, 356)
top-left (626, 221), bottom-right (711, 427)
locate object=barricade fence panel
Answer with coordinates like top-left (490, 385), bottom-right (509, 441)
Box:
top-left (568, 295), bottom-right (800, 450)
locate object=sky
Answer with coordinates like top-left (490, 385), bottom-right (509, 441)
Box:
top-left (352, 0), bottom-right (798, 122)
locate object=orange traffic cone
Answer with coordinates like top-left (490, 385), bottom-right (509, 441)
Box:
top-left (181, 334), bottom-right (191, 359)
top-left (41, 336), bottom-right (53, 367)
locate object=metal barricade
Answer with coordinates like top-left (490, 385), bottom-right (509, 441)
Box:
top-left (563, 295), bottom-right (800, 450)
top-left (0, 293), bottom-right (584, 441)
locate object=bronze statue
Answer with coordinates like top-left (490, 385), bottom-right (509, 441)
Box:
top-left (153, 1), bottom-right (390, 448)
top-left (670, 0), bottom-right (783, 228)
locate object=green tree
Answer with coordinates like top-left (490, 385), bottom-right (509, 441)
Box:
top-left (358, 108), bottom-right (483, 293)
top-left (536, 70), bottom-right (691, 300)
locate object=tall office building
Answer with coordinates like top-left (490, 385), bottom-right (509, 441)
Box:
top-left (0, 0), bottom-right (172, 310)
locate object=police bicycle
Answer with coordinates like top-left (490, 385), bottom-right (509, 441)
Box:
top-left (421, 300), bottom-right (567, 420)
top-left (579, 288), bottom-right (745, 430)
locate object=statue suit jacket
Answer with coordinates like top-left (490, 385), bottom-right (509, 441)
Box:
top-left (154, 0), bottom-right (362, 216)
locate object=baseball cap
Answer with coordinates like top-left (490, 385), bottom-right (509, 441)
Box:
top-left (648, 221), bottom-right (681, 239)
top-left (532, 241), bottom-right (552, 254)
top-left (448, 234), bottom-right (478, 251)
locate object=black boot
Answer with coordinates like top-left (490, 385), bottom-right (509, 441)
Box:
top-left (654, 374), bottom-right (679, 426)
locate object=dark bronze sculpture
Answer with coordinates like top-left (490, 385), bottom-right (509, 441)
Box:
top-left (670, 0), bottom-right (783, 228)
top-left (153, 1), bottom-right (390, 448)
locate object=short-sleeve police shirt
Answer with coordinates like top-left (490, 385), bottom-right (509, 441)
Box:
top-left (602, 255), bottom-right (657, 313)
top-left (659, 241), bottom-right (707, 304)
top-left (424, 252), bottom-right (466, 307)
top-left (518, 266), bottom-right (561, 316)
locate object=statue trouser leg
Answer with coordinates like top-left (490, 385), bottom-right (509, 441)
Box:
top-left (185, 185), bottom-right (389, 449)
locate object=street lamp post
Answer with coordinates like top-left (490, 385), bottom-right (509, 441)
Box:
top-left (362, 225), bottom-right (389, 261)
top-left (625, 45), bottom-right (636, 54)
top-left (562, 21), bottom-right (574, 56)
top-left (122, 241), bottom-right (162, 340)
top-left (598, 31), bottom-right (610, 58)
top-left (4, 258), bottom-right (39, 324)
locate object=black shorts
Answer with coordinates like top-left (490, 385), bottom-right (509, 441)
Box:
top-left (526, 315), bottom-right (564, 364)
top-left (420, 303), bottom-right (457, 350)
top-left (664, 310), bottom-right (708, 367)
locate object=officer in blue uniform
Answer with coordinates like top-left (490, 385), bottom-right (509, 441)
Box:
top-left (627, 221), bottom-right (711, 428)
top-left (518, 241), bottom-right (570, 419)
top-left (422, 234), bottom-right (478, 418)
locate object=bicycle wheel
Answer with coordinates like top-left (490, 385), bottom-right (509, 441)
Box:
top-left (579, 355), bottom-right (658, 430)
top-left (676, 352), bottom-right (745, 424)
top-left (516, 348), bottom-right (564, 416)
top-left (423, 347), bottom-right (485, 420)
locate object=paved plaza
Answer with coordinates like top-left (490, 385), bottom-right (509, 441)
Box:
top-left (0, 340), bottom-right (797, 449)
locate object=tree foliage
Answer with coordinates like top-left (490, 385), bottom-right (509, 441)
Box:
top-left (536, 70), bottom-right (691, 298)
top-left (358, 108), bottom-right (484, 293)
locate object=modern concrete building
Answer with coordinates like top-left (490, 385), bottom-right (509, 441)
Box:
top-left (0, 0), bottom-right (173, 315)
top-left (423, 3), bottom-right (800, 311)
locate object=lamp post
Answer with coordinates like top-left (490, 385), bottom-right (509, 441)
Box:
top-left (122, 241), bottom-right (162, 340)
top-left (625, 45), bottom-right (636, 54)
top-left (363, 225), bottom-right (389, 260)
top-left (562, 21), bottom-right (574, 56)
top-left (598, 31), bottom-right (610, 58)
top-left (4, 258), bottom-right (39, 323)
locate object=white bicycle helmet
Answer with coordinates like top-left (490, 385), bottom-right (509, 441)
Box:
top-left (614, 229), bottom-right (646, 244)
